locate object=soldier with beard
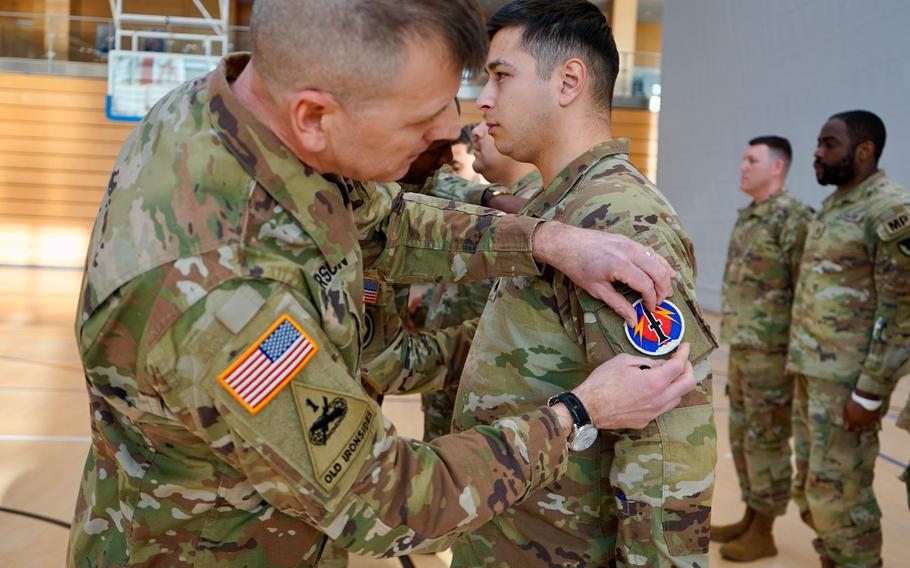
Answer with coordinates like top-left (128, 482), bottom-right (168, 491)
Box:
top-left (788, 110), bottom-right (910, 567)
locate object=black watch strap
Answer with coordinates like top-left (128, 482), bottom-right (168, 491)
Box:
top-left (547, 392), bottom-right (592, 427)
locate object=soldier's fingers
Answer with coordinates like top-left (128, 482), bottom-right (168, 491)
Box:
top-left (596, 284), bottom-right (638, 327)
top-left (634, 246), bottom-right (674, 305)
top-left (612, 262), bottom-right (659, 313)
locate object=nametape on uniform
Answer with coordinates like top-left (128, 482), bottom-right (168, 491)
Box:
top-left (292, 383), bottom-right (374, 491)
top-left (217, 315), bottom-right (318, 414)
top-left (363, 277), bottom-right (379, 305)
top-left (624, 299), bottom-right (685, 356)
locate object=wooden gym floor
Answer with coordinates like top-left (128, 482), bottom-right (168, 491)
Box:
top-left (1, 236), bottom-right (908, 567)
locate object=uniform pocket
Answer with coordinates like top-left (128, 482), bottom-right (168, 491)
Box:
top-left (657, 403), bottom-right (716, 556)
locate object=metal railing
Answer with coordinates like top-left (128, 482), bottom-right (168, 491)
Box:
top-left (0, 11), bottom-right (659, 109)
top-left (0, 12), bottom-right (251, 73)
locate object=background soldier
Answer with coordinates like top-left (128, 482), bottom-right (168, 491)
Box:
top-left (450, 2), bottom-right (717, 565)
top-left (899, 390), bottom-right (910, 510)
top-left (712, 136), bottom-right (813, 561)
top-left (788, 110), bottom-right (910, 567)
top-left (68, 1), bottom-right (692, 566)
top-left (420, 121), bottom-right (543, 441)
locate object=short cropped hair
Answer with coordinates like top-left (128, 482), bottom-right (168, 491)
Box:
top-left (830, 110), bottom-right (887, 162)
top-left (458, 124), bottom-right (475, 150)
top-left (749, 135), bottom-right (792, 166)
top-left (487, 0), bottom-right (619, 113)
top-left (251, 0), bottom-right (486, 102)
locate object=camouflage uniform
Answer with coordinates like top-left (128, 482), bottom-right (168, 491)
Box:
top-left (720, 190), bottom-right (813, 516)
top-left (788, 171), bottom-right (910, 567)
top-left (898, 395), bottom-right (910, 510)
top-left (67, 54), bottom-right (575, 568)
top-left (450, 140), bottom-right (717, 567)
top-left (420, 170), bottom-right (544, 441)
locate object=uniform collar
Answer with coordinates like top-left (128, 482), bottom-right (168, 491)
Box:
top-left (822, 170), bottom-right (886, 211)
top-left (741, 188), bottom-right (789, 218)
top-left (522, 138), bottom-right (631, 217)
top-left (206, 53), bottom-right (356, 268)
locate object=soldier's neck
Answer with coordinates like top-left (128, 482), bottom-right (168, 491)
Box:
top-left (836, 167), bottom-right (880, 193)
top-left (751, 184), bottom-right (784, 204)
top-left (537, 116), bottom-right (611, 187)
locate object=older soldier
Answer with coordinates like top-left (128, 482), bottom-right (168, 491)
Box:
top-left (789, 110), bottom-right (910, 567)
top-left (712, 136), bottom-right (813, 561)
top-left (450, 2), bottom-right (717, 566)
top-left (420, 122), bottom-right (543, 441)
top-left (67, 1), bottom-right (695, 567)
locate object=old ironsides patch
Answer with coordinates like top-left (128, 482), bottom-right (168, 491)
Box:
top-left (293, 383), bottom-right (375, 491)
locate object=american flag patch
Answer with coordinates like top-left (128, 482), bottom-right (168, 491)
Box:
top-left (217, 315), bottom-right (318, 414)
top-left (363, 277), bottom-right (379, 305)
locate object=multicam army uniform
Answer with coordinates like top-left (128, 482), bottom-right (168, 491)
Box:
top-left (450, 140), bottom-right (717, 567)
top-left (720, 190), bottom-right (813, 517)
top-left (67, 54), bottom-right (576, 568)
top-left (787, 171), bottom-right (910, 567)
top-left (420, 170), bottom-right (544, 441)
top-left (898, 395), bottom-right (910, 510)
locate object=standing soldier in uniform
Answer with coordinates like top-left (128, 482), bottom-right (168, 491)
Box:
top-left (712, 136), bottom-right (813, 561)
top-left (898, 390), bottom-right (910, 510)
top-left (788, 110), bottom-right (910, 567)
top-left (450, 2), bottom-right (717, 566)
top-left (420, 121), bottom-right (543, 442)
top-left (66, 1), bottom-right (696, 567)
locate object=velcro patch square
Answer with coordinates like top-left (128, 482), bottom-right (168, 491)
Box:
top-left (218, 315), bottom-right (318, 414)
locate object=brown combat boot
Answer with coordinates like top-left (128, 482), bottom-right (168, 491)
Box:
top-left (719, 511), bottom-right (778, 562)
top-left (710, 507), bottom-right (755, 543)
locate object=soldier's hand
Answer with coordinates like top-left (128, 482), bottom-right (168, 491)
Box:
top-left (532, 221), bottom-right (675, 326)
top-left (843, 393), bottom-right (883, 431)
top-left (570, 343), bottom-right (695, 430)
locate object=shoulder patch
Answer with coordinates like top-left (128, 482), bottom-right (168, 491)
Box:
top-left (363, 276), bottom-right (379, 305)
top-left (880, 208), bottom-right (910, 240)
top-left (898, 238), bottom-right (910, 258)
top-left (624, 299), bottom-right (686, 356)
top-left (217, 315), bottom-right (318, 414)
top-left (292, 383), bottom-right (375, 491)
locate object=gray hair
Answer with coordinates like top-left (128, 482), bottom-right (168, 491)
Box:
top-left (251, 0), bottom-right (487, 102)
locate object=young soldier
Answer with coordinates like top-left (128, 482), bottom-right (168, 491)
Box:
top-left (450, 2), bottom-right (717, 566)
top-left (712, 136), bottom-right (813, 561)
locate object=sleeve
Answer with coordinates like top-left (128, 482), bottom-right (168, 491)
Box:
top-left (369, 192), bottom-right (543, 284)
top-left (425, 169), bottom-right (501, 206)
top-left (146, 279), bottom-right (567, 557)
top-left (565, 230), bottom-right (717, 564)
top-left (361, 277), bottom-right (476, 396)
top-left (856, 204), bottom-right (910, 397)
top-left (781, 204), bottom-right (815, 283)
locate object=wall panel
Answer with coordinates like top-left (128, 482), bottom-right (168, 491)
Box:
top-left (0, 72), bottom-right (132, 230)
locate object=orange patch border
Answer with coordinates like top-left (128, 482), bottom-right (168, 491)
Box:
top-left (217, 314), bottom-right (319, 415)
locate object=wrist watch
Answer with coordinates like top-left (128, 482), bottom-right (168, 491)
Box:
top-left (548, 392), bottom-right (598, 451)
top-left (481, 187), bottom-right (507, 207)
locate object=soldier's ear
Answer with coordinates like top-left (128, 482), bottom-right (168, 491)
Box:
top-left (287, 90), bottom-right (339, 153)
top-left (855, 140), bottom-right (876, 164)
top-left (557, 58), bottom-right (586, 108)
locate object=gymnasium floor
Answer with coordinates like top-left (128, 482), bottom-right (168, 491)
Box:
top-left (1, 261), bottom-right (908, 567)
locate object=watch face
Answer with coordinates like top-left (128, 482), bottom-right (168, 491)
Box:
top-left (569, 424), bottom-right (598, 452)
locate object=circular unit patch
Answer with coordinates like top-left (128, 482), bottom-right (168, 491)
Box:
top-left (624, 299), bottom-right (685, 356)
